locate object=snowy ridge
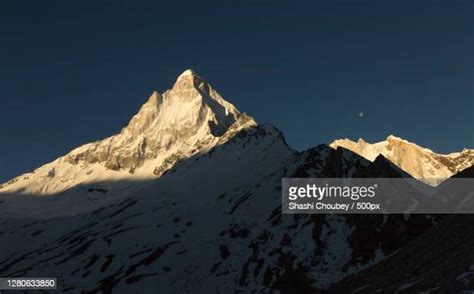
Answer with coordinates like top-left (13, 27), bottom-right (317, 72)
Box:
top-left (330, 135), bottom-right (473, 186)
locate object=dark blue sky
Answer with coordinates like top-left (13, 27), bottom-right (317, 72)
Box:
top-left (1, 1), bottom-right (473, 182)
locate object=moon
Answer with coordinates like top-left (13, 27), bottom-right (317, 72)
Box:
top-left (359, 112), bottom-right (364, 118)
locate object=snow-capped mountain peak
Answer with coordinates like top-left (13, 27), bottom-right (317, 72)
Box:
top-left (0, 70), bottom-right (256, 195)
top-left (177, 68), bottom-right (196, 77)
top-left (330, 136), bottom-right (473, 185)
top-left (172, 68), bottom-right (203, 89)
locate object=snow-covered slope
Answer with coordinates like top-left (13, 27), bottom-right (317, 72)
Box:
top-left (0, 69), bottom-right (254, 196)
top-left (0, 135), bottom-right (437, 293)
top-left (330, 135), bottom-right (473, 186)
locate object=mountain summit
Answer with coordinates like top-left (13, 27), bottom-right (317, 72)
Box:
top-left (0, 70), bottom-right (256, 195)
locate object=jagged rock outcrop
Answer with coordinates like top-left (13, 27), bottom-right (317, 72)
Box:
top-left (330, 135), bottom-right (473, 185)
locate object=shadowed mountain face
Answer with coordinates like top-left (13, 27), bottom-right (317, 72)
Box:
top-left (329, 166), bottom-right (474, 293)
top-left (0, 70), bottom-right (472, 293)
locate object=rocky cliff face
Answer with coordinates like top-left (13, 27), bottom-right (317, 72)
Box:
top-left (66, 69), bottom-right (249, 172)
top-left (330, 135), bottom-right (473, 186)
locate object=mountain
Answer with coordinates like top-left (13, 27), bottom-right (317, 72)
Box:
top-left (0, 70), bottom-right (472, 293)
top-left (330, 135), bottom-right (473, 186)
top-left (0, 69), bottom-right (255, 196)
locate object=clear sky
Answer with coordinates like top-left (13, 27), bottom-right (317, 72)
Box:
top-left (0, 1), bottom-right (473, 182)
